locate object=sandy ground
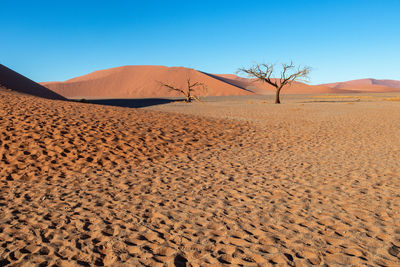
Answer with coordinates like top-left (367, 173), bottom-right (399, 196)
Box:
top-left (1, 89), bottom-right (400, 266)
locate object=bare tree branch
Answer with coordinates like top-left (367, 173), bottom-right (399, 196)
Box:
top-left (238, 63), bottom-right (279, 88)
top-left (158, 78), bottom-right (208, 103)
top-left (238, 62), bottom-right (311, 104)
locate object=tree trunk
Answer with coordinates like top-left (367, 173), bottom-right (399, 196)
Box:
top-left (275, 88), bottom-right (281, 104)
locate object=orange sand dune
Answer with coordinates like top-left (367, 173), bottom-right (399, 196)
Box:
top-left (42, 66), bottom-right (253, 99)
top-left (323, 78), bottom-right (400, 92)
top-left (42, 65), bottom-right (400, 99)
top-left (213, 74), bottom-right (353, 94)
top-left (0, 64), bottom-right (65, 100)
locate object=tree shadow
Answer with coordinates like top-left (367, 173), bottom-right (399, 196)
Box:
top-left (174, 254), bottom-right (188, 267)
top-left (84, 98), bottom-right (180, 108)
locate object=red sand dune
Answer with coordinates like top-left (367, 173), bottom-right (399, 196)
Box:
top-left (212, 74), bottom-right (352, 94)
top-left (322, 78), bottom-right (400, 92)
top-left (42, 66), bottom-right (253, 99)
top-left (41, 65), bottom-right (400, 99)
top-left (0, 64), bottom-right (66, 100)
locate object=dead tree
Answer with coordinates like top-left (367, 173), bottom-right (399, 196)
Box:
top-left (159, 78), bottom-right (208, 103)
top-left (239, 62), bottom-right (311, 104)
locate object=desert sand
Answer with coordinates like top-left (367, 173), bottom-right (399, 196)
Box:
top-left (1, 87), bottom-right (400, 266)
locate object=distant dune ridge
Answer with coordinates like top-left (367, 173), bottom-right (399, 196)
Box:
top-left (210, 74), bottom-right (353, 95)
top-left (2, 63), bottom-right (399, 100)
top-left (41, 65), bottom-right (400, 99)
top-left (0, 64), bottom-right (65, 100)
top-left (322, 78), bottom-right (400, 92)
top-left (41, 65), bottom-right (253, 99)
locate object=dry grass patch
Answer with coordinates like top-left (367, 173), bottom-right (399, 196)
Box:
top-left (309, 95), bottom-right (378, 102)
top-left (383, 96), bottom-right (400, 101)
top-left (311, 95), bottom-right (374, 99)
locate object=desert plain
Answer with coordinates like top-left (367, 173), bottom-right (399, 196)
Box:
top-left (1, 86), bottom-right (400, 267)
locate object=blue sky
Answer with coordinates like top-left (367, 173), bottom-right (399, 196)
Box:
top-left (1, 0), bottom-right (399, 84)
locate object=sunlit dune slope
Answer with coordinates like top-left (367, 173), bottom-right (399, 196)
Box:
top-left (42, 66), bottom-right (253, 99)
top-left (212, 74), bottom-right (352, 94)
top-left (322, 78), bottom-right (400, 92)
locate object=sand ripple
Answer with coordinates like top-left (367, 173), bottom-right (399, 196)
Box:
top-left (1, 89), bottom-right (400, 266)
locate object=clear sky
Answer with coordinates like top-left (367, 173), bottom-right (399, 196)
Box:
top-left (1, 0), bottom-right (399, 84)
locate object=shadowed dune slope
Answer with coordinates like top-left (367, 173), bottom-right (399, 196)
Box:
top-left (42, 66), bottom-right (253, 99)
top-left (0, 64), bottom-right (66, 100)
top-left (323, 78), bottom-right (400, 92)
